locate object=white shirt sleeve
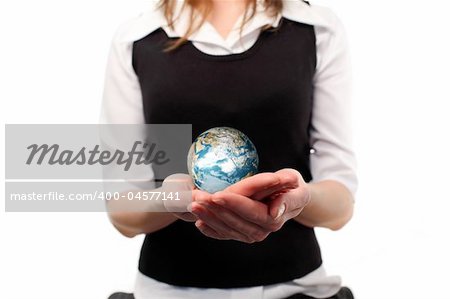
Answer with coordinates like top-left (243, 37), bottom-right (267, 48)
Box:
top-left (309, 10), bottom-right (358, 196)
top-left (100, 27), bottom-right (145, 125)
top-left (99, 26), bottom-right (156, 188)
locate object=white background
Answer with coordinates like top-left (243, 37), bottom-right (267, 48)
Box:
top-left (1, 0), bottom-right (450, 298)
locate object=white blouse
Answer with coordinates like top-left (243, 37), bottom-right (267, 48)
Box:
top-left (101, 1), bottom-right (357, 298)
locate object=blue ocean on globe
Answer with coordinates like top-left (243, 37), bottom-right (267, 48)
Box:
top-left (187, 127), bottom-right (259, 193)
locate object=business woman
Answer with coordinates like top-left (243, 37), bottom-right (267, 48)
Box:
top-left (102, 0), bottom-right (357, 298)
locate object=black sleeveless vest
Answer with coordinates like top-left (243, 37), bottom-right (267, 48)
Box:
top-left (132, 18), bottom-right (322, 288)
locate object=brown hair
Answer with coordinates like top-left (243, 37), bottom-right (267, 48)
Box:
top-left (158, 0), bottom-right (283, 51)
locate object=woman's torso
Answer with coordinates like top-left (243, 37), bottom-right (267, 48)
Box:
top-left (132, 17), bottom-right (322, 288)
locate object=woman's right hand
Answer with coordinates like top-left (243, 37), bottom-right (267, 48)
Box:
top-left (162, 173), bottom-right (198, 222)
top-left (107, 173), bottom-right (201, 237)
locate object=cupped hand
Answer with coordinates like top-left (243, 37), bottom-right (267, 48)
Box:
top-left (190, 169), bottom-right (311, 243)
top-left (161, 173), bottom-right (199, 222)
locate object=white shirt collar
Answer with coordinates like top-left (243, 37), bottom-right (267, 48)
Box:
top-left (162, 0), bottom-right (283, 51)
top-left (117, 0), bottom-right (330, 44)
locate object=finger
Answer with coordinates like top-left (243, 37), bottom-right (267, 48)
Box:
top-left (164, 184), bottom-right (217, 213)
top-left (173, 212), bottom-right (197, 222)
top-left (268, 187), bottom-right (310, 220)
top-left (224, 170), bottom-right (299, 201)
top-left (224, 172), bottom-right (281, 197)
top-left (252, 180), bottom-right (297, 201)
top-left (284, 186), bottom-right (311, 210)
top-left (162, 174), bottom-right (196, 213)
top-left (195, 220), bottom-right (228, 240)
top-left (191, 203), bottom-right (253, 243)
top-left (267, 195), bottom-right (303, 220)
top-left (192, 189), bottom-right (213, 202)
top-left (163, 190), bottom-right (194, 213)
top-left (162, 173), bottom-right (195, 191)
top-left (275, 168), bottom-right (302, 184)
top-left (252, 168), bottom-right (301, 199)
top-left (268, 195), bottom-right (286, 220)
top-left (211, 191), bottom-right (270, 224)
top-left (200, 201), bottom-right (269, 242)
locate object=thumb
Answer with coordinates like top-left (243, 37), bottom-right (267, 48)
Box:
top-left (269, 195), bottom-right (286, 220)
top-left (162, 173), bottom-right (195, 191)
top-left (162, 173), bottom-right (195, 213)
top-left (270, 187), bottom-right (311, 220)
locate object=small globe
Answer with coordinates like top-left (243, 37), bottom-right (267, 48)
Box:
top-left (187, 127), bottom-right (259, 193)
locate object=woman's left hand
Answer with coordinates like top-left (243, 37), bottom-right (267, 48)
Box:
top-left (190, 169), bottom-right (311, 243)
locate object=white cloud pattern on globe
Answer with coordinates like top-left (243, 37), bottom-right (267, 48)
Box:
top-left (187, 127), bottom-right (259, 193)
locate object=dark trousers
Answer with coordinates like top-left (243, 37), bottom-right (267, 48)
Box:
top-left (108, 287), bottom-right (354, 299)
